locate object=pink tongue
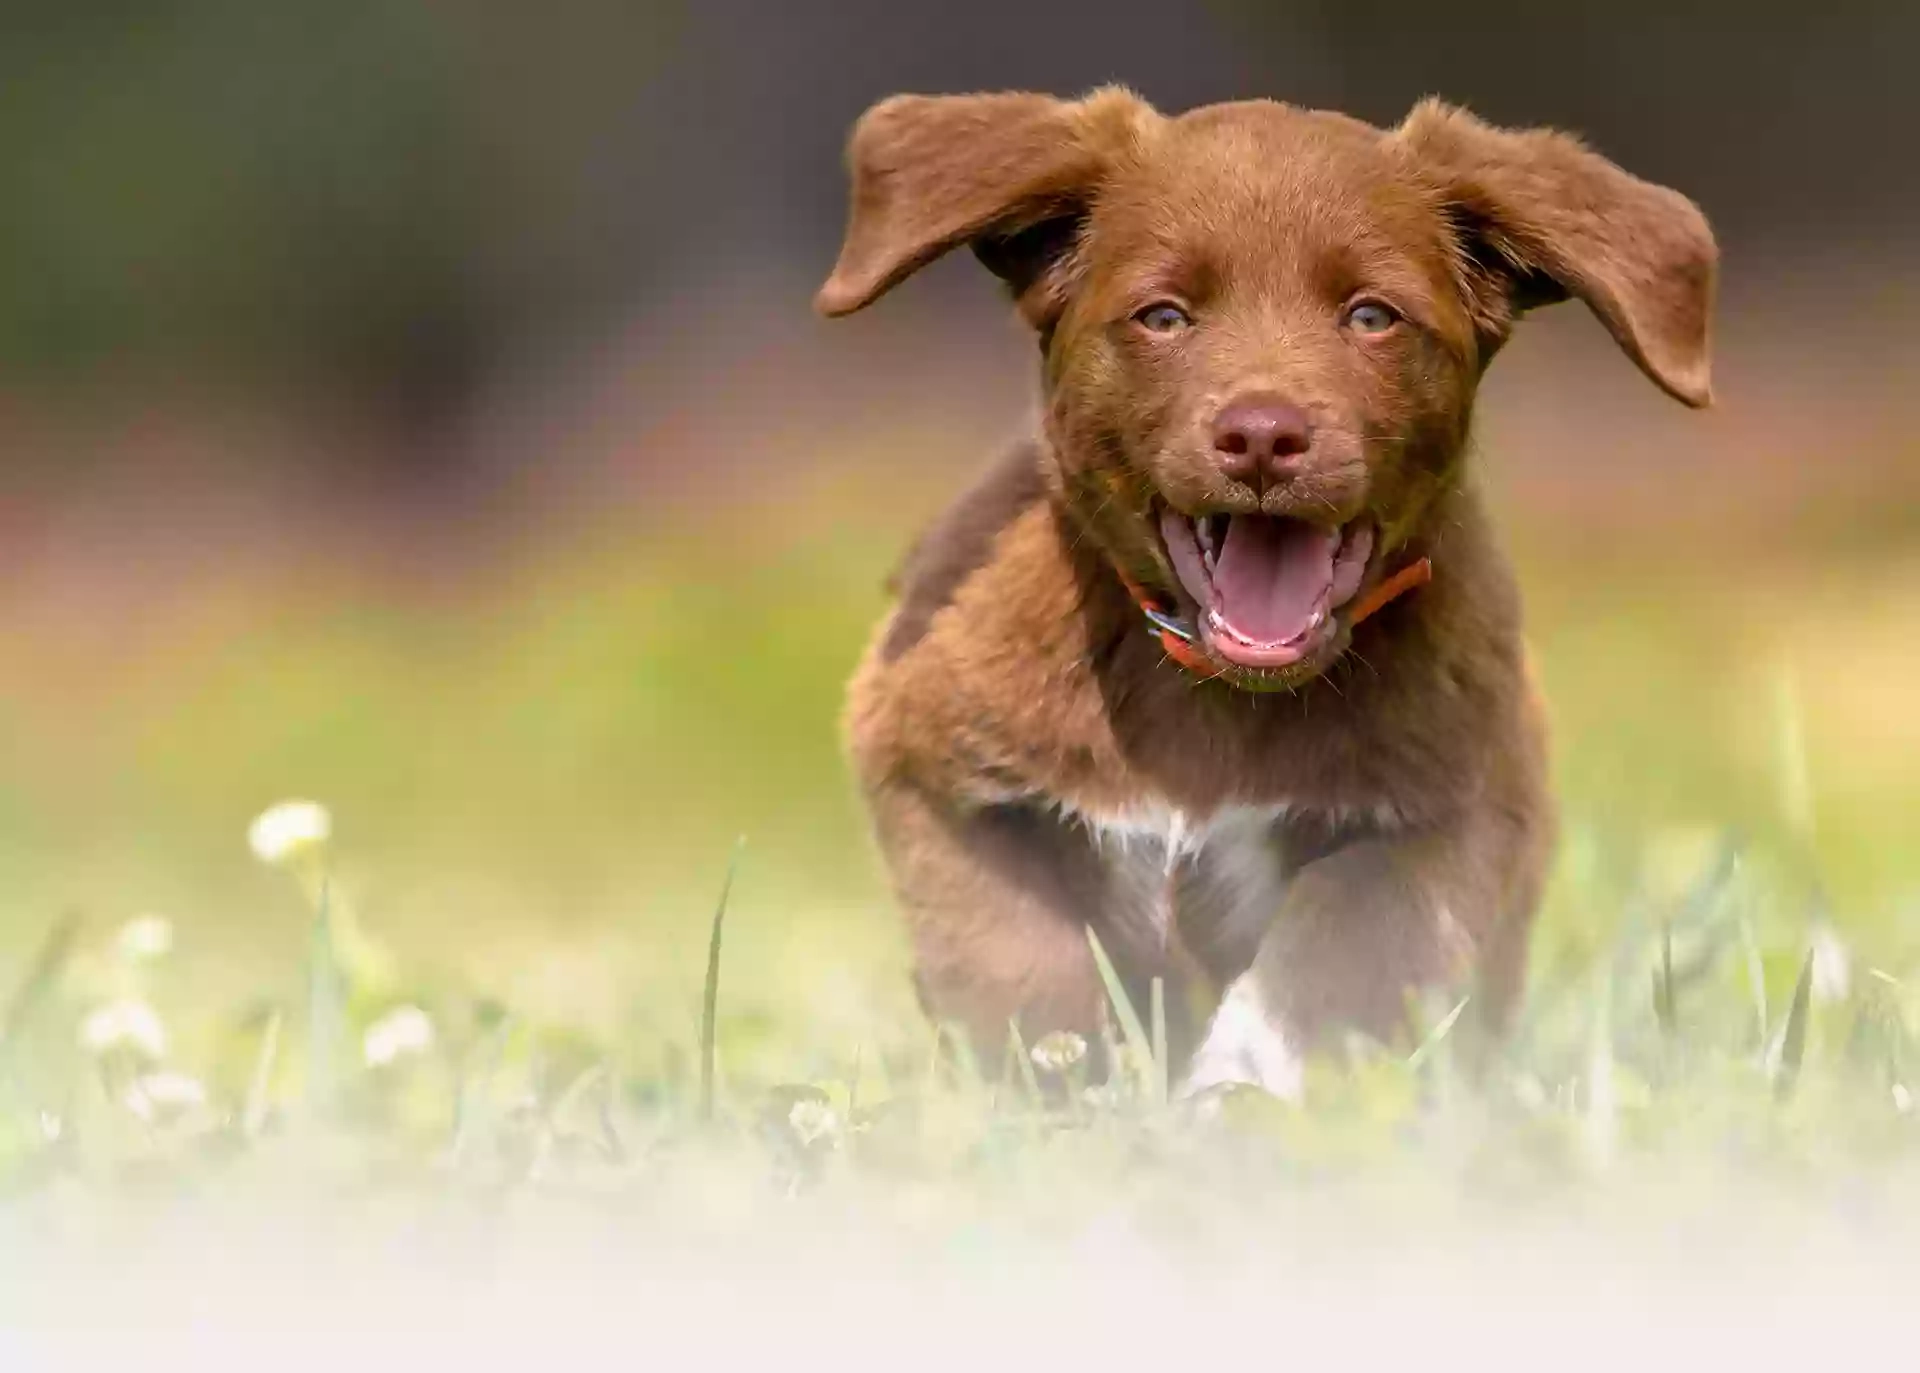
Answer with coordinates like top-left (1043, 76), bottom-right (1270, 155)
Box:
top-left (1212, 517), bottom-right (1337, 644)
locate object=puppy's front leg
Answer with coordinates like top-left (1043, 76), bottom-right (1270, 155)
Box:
top-left (870, 780), bottom-right (1195, 1063)
top-left (1182, 815), bottom-right (1536, 1098)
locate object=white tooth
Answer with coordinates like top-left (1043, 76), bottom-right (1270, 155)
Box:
top-left (1309, 609), bottom-right (1324, 629)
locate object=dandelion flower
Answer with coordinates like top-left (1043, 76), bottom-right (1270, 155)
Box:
top-left (114, 914), bottom-right (175, 962)
top-left (79, 999), bottom-right (167, 1060)
top-left (1029, 1030), bottom-right (1088, 1075)
top-left (362, 1004), bottom-right (435, 1067)
top-left (787, 1097), bottom-right (840, 1147)
top-left (247, 800), bottom-right (332, 868)
top-left (125, 1070), bottom-right (207, 1123)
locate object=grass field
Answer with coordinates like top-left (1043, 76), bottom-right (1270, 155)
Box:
top-left (2, 458), bottom-right (1918, 1358)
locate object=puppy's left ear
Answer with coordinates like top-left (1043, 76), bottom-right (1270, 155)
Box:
top-left (1398, 99), bottom-right (1717, 407)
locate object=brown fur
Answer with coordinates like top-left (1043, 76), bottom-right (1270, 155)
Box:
top-left (819, 89), bottom-right (1715, 1080)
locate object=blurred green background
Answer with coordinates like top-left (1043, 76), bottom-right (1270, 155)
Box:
top-left (2, 0), bottom-right (1916, 1079)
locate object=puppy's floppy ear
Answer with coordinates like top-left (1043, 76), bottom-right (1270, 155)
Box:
top-left (815, 88), bottom-right (1154, 325)
top-left (1397, 99), bottom-right (1717, 407)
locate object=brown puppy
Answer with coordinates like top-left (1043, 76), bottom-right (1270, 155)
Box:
top-left (818, 89), bottom-right (1715, 1095)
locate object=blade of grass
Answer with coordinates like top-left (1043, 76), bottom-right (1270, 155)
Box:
top-left (1739, 913), bottom-right (1769, 1051)
top-left (539, 1060), bottom-right (613, 1166)
top-left (945, 1021), bottom-right (986, 1090)
top-left (0, 912), bottom-right (80, 1053)
top-left (1611, 835), bottom-right (1741, 985)
top-left (922, 1020), bottom-right (946, 1097)
top-left (1600, 836), bottom-right (1735, 997)
top-left (449, 1013), bottom-right (517, 1162)
top-left (1771, 946), bottom-right (1816, 1102)
top-left (862, 1042), bottom-right (895, 1108)
top-left (1407, 994), bottom-right (1472, 1073)
top-left (994, 1026), bottom-right (1017, 1103)
top-left (551, 1062), bottom-right (607, 1126)
top-left (1584, 973), bottom-right (1617, 1167)
top-left (306, 876), bottom-right (342, 1120)
top-left (1675, 835), bottom-right (1743, 930)
top-left (1150, 977), bottom-right (1169, 1107)
top-left (1007, 1020), bottom-right (1044, 1105)
top-left (699, 837), bottom-right (746, 1124)
top-left (1094, 1002), bottom-right (1122, 1106)
top-left (583, 1062), bottom-right (625, 1162)
top-left (1844, 977), bottom-right (1899, 1078)
top-left (1772, 664), bottom-right (1816, 849)
top-left (1653, 923), bottom-right (1677, 1038)
top-left (242, 1009), bottom-right (282, 1140)
top-left (1085, 928), bottom-right (1154, 1098)
top-left (1865, 968), bottom-right (1910, 1091)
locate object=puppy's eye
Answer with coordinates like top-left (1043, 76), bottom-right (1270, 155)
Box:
top-left (1343, 299), bottom-right (1401, 335)
top-left (1134, 302), bottom-right (1193, 333)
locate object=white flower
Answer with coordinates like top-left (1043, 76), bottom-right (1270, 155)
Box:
top-left (787, 1098), bottom-right (840, 1147)
top-left (114, 914), bottom-right (175, 962)
top-left (247, 800), bottom-right (332, 867)
top-left (1029, 1030), bottom-right (1088, 1075)
top-left (1810, 925), bottom-right (1852, 1004)
top-left (79, 999), bottom-right (167, 1059)
top-left (39, 1111), bottom-right (62, 1142)
top-left (125, 1070), bottom-right (207, 1122)
top-left (1894, 1084), bottom-right (1913, 1115)
top-left (362, 1004), bottom-right (435, 1067)
top-left (1510, 1074), bottom-right (1549, 1110)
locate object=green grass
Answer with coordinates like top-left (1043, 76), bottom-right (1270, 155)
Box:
top-left (2, 794), bottom-right (1915, 1221)
top-left (0, 495), bottom-right (1918, 1348)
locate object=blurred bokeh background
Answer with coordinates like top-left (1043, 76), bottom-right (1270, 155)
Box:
top-left (4, 1), bottom-right (1916, 1071)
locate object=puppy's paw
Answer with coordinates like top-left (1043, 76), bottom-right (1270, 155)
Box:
top-left (1178, 973), bottom-right (1303, 1102)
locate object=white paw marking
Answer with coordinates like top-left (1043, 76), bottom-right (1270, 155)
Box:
top-left (1179, 973), bottom-right (1303, 1101)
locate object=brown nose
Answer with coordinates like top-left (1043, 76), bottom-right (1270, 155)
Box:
top-left (1212, 394), bottom-right (1312, 489)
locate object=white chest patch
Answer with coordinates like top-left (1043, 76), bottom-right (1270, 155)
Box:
top-left (1053, 799), bottom-right (1293, 957)
top-left (1063, 801), bottom-right (1288, 874)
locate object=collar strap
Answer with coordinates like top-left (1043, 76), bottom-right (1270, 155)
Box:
top-left (1118, 556), bottom-right (1433, 681)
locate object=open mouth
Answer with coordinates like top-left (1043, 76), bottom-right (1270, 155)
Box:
top-left (1158, 509), bottom-right (1375, 671)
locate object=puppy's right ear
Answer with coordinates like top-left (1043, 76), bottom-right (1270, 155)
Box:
top-left (815, 88), bottom-right (1153, 325)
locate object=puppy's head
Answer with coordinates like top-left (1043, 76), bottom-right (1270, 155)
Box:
top-left (819, 90), bottom-right (1716, 689)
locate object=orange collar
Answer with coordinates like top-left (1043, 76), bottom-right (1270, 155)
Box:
top-left (1118, 557), bottom-right (1433, 681)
